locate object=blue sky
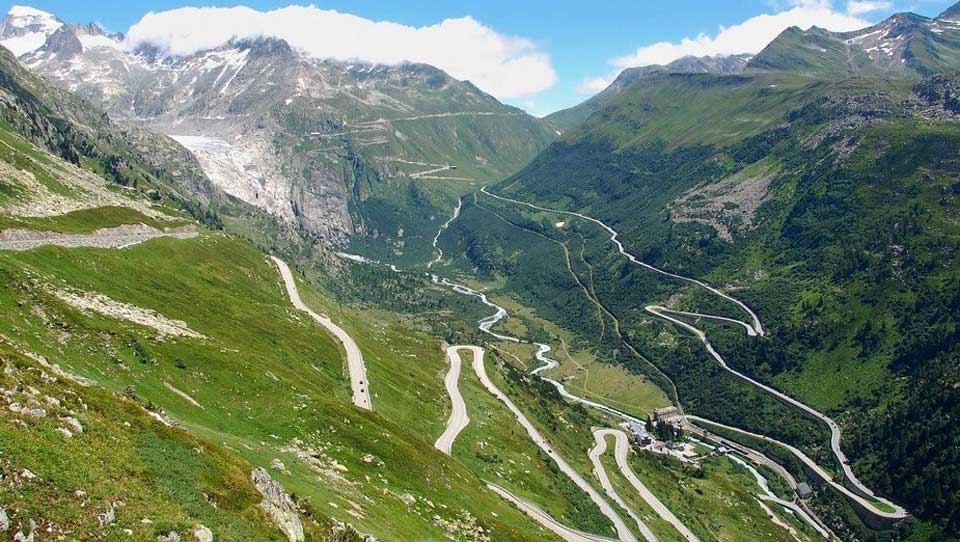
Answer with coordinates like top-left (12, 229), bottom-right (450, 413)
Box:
top-left (2, 0), bottom-right (956, 114)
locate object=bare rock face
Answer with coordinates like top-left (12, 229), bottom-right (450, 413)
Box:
top-left (250, 468), bottom-right (304, 542)
top-left (915, 75), bottom-right (960, 115)
top-left (42, 27), bottom-right (81, 57)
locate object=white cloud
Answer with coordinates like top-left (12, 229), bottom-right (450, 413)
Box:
top-left (124, 5), bottom-right (556, 99)
top-left (846, 1), bottom-right (893, 14)
top-left (610, 0), bottom-right (869, 69)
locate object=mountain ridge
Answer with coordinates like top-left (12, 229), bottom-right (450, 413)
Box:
top-left (746, 3), bottom-right (960, 78)
top-left (6, 7), bottom-right (554, 252)
top-left (545, 53), bottom-right (753, 132)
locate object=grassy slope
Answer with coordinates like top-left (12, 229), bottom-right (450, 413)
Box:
top-left (452, 350), bottom-right (617, 536)
top-left (619, 451), bottom-right (810, 542)
top-left (572, 73), bottom-right (815, 149)
top-left (0, 347), bottom-right (295, 542)
top-left (0, 206), bottom-right (185, 233)
top-left (0, 224), bottom-right (561, 542)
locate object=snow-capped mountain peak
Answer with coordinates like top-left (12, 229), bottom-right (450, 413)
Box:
top-left (0, 5), bottom-right (62, 56)
top-left (6, 4), bottom-right (56, 21)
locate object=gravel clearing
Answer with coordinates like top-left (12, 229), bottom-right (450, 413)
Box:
top-left (0, 224), bottom-right (197, 251)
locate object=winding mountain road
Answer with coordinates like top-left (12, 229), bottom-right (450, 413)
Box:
top-left (688, 415), bottom-right (904, 521)
top-left (592, 429), bottom-right (701, 542)
top-left (337, 199), bottom-right (835, 538)
top-left (271, 256), bottom-right (372, 411)
top-left (486, 483), bottom-right (620, 542)
top-left (479, 187), bottom-right (764, 336)
top-left (652, 308), bottom-right (757, 337)
top-left (471, 344), bottom-right (637, 542)
top-left (648, 306), bottom-right (905, 518)
top-left (588, 430), bottom-right (660, 542)
top-left (353, 111), bottom-right (525, 125)
top-left (480, 187), bottom-right (906, 520)
top-left (434, 345), bottom-right (473, 454)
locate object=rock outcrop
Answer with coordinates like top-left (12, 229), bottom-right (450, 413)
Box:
top-left (250, 468), bottom-right (304, 542)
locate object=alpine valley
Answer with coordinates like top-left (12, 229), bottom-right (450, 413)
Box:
top-left (0, 3), bottom-right (958, 542)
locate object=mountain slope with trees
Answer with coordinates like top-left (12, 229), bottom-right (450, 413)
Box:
top-left (448, 7), bottom-right (960, 539)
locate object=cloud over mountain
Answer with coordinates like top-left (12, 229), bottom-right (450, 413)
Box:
top-left (610, 0), bottom-right (868, 69)
top-left (125, 4), bottom-right (556, 100)
top-left (576, 0), bottom-right (871, 96)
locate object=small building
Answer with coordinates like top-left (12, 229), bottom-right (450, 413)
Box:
top-left (654, 406), bottom-right (682, 424)
top-left (627, 421), bottom-right (652, 447)
top-left (797, 482), bottom-right (813, 499)
top-left (635, 433), bottom-right (652, 447)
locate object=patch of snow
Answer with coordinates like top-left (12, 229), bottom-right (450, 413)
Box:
top-left (1, 5), bottom-right (62, 55)
top-left (846, 28), bottom-right (883, 44)
top-left (8, 5), bottom-right (55, 19)
top-left (2, 32), bottom-right (50, 56)
top-left (214, 48), bottom-right (249, 95)
top-left (77, 33), bottom-right (122, 52)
